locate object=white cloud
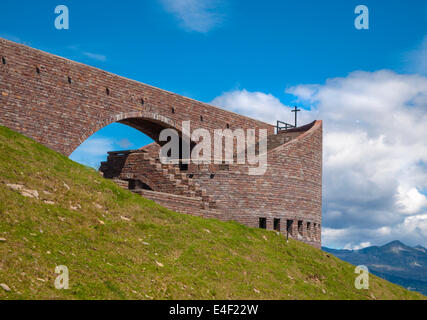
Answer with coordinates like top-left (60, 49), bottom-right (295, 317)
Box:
top-left (211, 70), bottom-right (427, 248)
top-left (67, 45), bottom-right (107, 62)
top-left (344, 241), bottom-right (371, 251)
top-left (396, 186), bottom-right (427, 215)
top-left (396, 213), bottom-right (427, 239)
top-left (323, 228), bottom-right (348, 244)
top-left (76, 138), bottom-right (114, 156)
top-left (82, 51), bottom-right (107, 62)
top-left (159, 0), bottom-right (225, 33)
top-left (211, 89), bottom-right (293, 125)
top-left (69, 138), bottom-right (114, 169)
top-left (323, 214), bottom-right (427, 249)
top-left (377, 226), bottom-right (392, 236)
top-left (118, 138), bottom-right (133, 149)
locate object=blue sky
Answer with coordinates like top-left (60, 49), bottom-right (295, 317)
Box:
top-left (1, 0), bottom-right (427, 249)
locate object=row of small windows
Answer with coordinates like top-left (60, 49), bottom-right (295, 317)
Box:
top-left (1, 58), bottom-right (146, 105)
top-left (1, 57), bottom-right (232, 124)
top-left (259, 217), bottom-right (320, 236)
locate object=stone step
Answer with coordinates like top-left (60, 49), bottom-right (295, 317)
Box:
top-left (107, 151), bottom-right (217, 208)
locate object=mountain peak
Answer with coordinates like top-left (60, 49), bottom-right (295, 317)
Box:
top-left (323, 239), bottom-right (427, 296)
top-left (384, 240), bottom-right (405, 247)
top-left (381, 241), bottom-right (412, 254)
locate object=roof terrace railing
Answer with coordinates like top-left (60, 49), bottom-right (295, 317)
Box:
top-left (276, 120), bottom-right (296, 133)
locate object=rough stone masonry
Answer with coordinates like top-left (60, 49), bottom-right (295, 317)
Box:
top-left (0, 37), bottom-right (323, 248)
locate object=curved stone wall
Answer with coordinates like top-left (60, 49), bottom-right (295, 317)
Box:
top-left (0, 37), bottom-right (322, 248)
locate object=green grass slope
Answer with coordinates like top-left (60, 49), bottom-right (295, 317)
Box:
top-left (0, 125), bottom-right (424, 300)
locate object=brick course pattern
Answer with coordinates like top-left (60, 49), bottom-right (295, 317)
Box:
top-left (0, 38), bottom-right (323, 248)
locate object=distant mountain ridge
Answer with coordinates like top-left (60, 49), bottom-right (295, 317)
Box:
top-left (323, 241), bottom-right (427, 295)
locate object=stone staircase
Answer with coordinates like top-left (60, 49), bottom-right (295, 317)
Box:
top-left (100, 150), bottom-right (217, 209)
top-left (141, 152), bottom-right (217, 209)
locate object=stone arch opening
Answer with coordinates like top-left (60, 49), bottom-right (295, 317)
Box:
top-left (72, 111), bottom-right (196, 158)
top-left (70, 111), bottom-right (199, 176)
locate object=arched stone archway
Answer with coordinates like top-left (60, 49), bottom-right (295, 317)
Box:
top-left (73, 110), bottom-right (190, 156)
top-left (75, 111), bottom-right (180, 150)
top-left (0, 37), bottom-right (274, 157)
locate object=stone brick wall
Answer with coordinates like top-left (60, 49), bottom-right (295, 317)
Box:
top-left (0, 37), bottom-right (322, 248)
top-left (102, 121), bottom-right (323, 248)
top-left (212, 120), bottom-right (323, 247)
top-left (133, 189), bottom-right (225, 220)
top-left (0, 37), bottom-right (274, 156)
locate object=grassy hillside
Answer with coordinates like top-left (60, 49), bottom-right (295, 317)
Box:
top-left (0, 125), bottom-right (424, 300)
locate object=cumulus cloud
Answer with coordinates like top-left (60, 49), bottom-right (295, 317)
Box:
top-left (159, 0), bottom-right (225, 33)
top-left (325, 213), bottom-right (427, 250)
top-left (211, 89), bottom-right (294, 125)
top-left (211, 70), bottom-right (427, 248)
top-left (396, 186), bottom-right (427, 215)
top-left (344, 241), bottom-right (372, 251)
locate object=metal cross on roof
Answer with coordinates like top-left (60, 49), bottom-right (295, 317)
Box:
top-left (291, 106), bottom-right (301, 127)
